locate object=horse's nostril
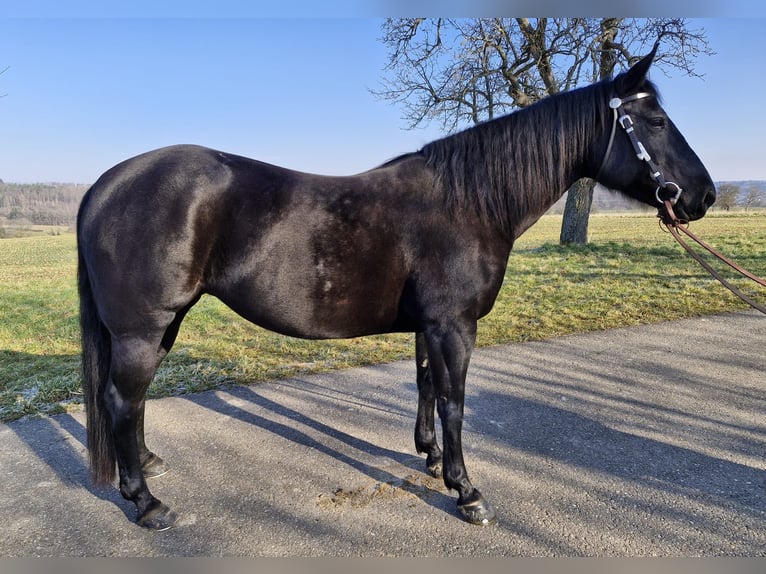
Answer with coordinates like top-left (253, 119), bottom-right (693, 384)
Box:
top-left (705, 190), bottom-right (716, 207)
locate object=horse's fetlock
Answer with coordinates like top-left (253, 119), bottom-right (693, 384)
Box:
top-left (119, 475), bottom-right (147, 501)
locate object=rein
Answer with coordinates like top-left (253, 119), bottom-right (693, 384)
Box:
top-left (659, 200), bottom-right (766, 315)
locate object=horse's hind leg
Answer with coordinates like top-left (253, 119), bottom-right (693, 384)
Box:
top-left (107, 335), bottom-right (177, 530)
top-left (136, 299), bottom-right (199, 480)
top-left (136, 401), bottom-right (170, 478)
top-left (414, 332), bottom-right (443, 478)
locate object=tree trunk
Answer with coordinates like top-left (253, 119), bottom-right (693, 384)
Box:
top-left (559, 179), bottom-right (595, 245)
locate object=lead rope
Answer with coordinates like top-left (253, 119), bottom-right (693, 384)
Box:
top-left (660, 200), bottom-right (766, 314)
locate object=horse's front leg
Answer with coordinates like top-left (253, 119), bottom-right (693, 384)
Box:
top-left (423, 320), bottom-right (496, 526)
top-left (414, 332), bottom-right (443, 478)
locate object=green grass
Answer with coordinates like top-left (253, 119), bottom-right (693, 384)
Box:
top-left (2, 212), bottom-right (765, 422)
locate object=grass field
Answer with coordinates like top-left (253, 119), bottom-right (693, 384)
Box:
top-left (1, 211), bottom-right (765, 422)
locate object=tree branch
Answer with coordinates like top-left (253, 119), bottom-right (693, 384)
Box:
top-left (374, 18), bottom-right (712, 130)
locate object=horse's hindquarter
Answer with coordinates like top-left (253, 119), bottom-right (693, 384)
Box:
top-left (78, 145), bottom-right (237, 335)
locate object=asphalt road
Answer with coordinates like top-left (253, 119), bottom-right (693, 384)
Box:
top-left (1, 311), bottom-right (764, 556)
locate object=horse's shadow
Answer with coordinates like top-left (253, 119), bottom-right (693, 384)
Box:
top-left (185, 373), bottom-right (766, 530)
top-left (5, 410), bottom-right (137, 522)
top-left (183, 382), bottom-right (459, 517)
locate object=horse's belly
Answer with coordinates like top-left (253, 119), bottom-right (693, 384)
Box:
top-left (209, 246), bottom-right (409, 340)
top-left (207, 191), bottom-right (414, 339)
top-left (214, 281), bottom-right (406, 340)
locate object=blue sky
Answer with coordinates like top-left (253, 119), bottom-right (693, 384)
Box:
top-left (1, 13), bottom-right (765, 183)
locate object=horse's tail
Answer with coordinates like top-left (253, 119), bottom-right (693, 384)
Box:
top-left (78, 235), bottom-right (116, 486)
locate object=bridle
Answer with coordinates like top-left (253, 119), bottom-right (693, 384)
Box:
top-left (595, 91), bottom-right (766, 314)
top-left (595, 92), bottom-right (683, 206)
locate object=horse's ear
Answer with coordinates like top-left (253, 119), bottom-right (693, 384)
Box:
top-left (614, 42), bottom-right (659, 96)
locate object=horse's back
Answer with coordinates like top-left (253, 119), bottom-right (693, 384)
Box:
top-left (77, 145), bottom-right (429, 339)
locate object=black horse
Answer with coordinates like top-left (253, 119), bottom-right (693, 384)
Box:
top-left (77, 46), bottom-right (715, 530)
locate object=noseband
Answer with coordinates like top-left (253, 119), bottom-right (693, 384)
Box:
top-left (595, 92), bottom-right (683, 205)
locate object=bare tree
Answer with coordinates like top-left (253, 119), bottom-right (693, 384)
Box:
top-left (375, 18), bottom-right (712, 244)
top-left (715, 183), bottom-right (740, 211)
top-left (744, 185), bottom-right (763, 211)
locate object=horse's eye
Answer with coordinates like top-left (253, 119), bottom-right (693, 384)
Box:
top-left (649, 117), bottom-right (666, 129)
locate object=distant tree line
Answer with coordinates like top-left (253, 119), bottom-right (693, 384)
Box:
top-left (0, 182), bottom-right (89, 226)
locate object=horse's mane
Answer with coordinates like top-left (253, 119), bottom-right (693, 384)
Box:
top-left (419, 79), bottom-right (620, 236)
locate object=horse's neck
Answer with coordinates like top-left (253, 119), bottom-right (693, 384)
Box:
top-left (507, 184), bottom-right (572, 241)
top-left (505, 96), bottom-right (601, 239)
top-left (421, 81), bottom-right (603, 240)
top-left (505, 154), bottom-right (589, 241)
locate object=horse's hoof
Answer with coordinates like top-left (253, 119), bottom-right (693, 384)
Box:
top-left (142, 454), bottom-right (170, 479)
top-left (426, 455), bottom-right (443, 479)
top-left (458, 495), bottom-right (497, 526)
top-left (137, 501), bottom-right (178, 531)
